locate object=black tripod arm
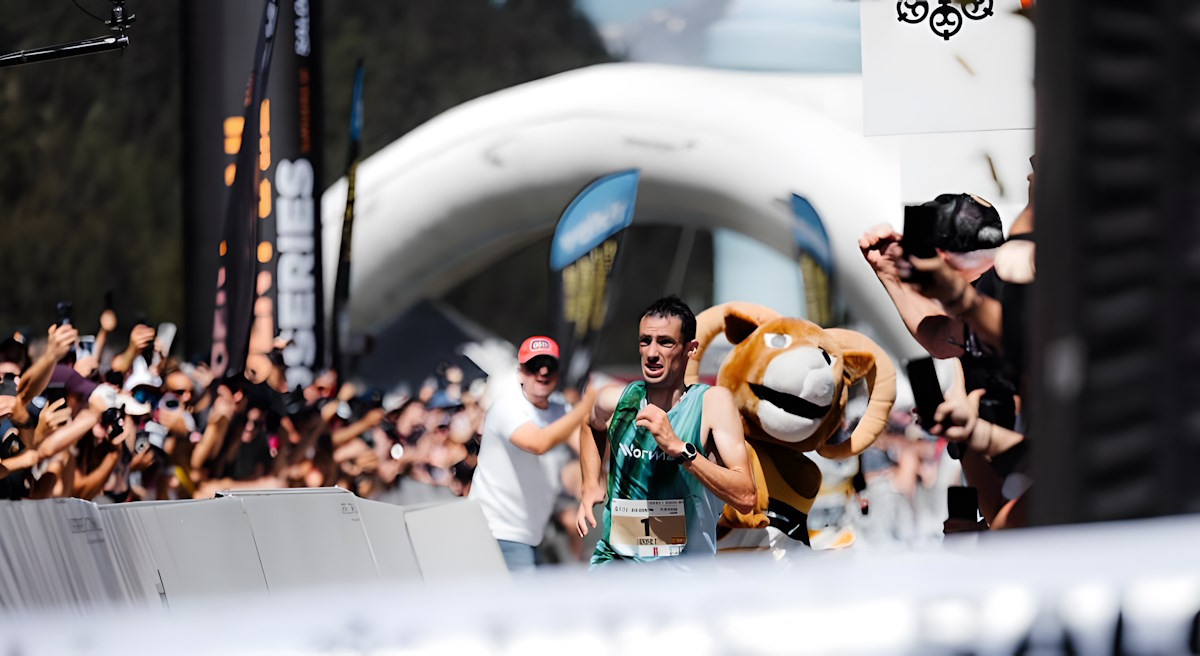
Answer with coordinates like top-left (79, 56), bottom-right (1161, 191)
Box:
top-left (0, 34), bottom-right (129, 69)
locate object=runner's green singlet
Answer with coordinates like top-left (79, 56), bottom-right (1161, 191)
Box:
top-left (591, 382), bottom-right (722, 565)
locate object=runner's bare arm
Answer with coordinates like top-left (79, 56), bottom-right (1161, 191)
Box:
top-left (588, 383), bottom-right (623, 431)
top-left (576, 384), bottom-right (621, 537)
top-left (686, 386), bottom-right (755, 514)
top-left (578, 383), bottom-right (620, 495)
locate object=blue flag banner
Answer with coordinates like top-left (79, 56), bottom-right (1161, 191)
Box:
top-left (550, 169), bottom-right (640, 391)
top-left (790, 193), bottom-right (835, 327)
top-left (549, 170), bottom-right (639, 272)
top-left (790, 193), bottom-right (834, 274)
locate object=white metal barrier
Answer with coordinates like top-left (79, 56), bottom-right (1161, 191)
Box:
top-left (0, 488), bottom-right (506, 610)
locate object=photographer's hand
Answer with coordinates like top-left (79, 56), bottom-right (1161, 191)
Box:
top-left (112, 324), bottom-right (155, 373)
top-left (859, 224), bottom-right (906, 286)
top-left (191, 363), bottom-right (215, 393)
top-left (46, 324), bottom-right (78, 362)
top-left (13, 324), bottom-right (79, 425)
top-left (928, 388), bottom-right (985, 443)
top-left (33, 398), bottom-right (71, 447)
top-left (74, 355), bottom-right (100, 378)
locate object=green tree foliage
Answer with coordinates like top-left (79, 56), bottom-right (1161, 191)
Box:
top-left (0, 1), bottom-right (183, 334)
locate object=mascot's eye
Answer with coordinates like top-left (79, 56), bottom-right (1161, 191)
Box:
top-left (821, 349), bottom-right (832, 365)
top-left (763, 333), bottom-right (792, 350)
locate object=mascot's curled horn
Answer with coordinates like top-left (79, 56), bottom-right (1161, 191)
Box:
top-left (684, 302), bottom-right (896, 551)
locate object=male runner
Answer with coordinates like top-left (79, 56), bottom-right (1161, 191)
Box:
top-left (576, 296), bottom-right (755, 564)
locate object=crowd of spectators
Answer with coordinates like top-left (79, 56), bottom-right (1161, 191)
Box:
top-left (0, 309), bottom-right (536, 516)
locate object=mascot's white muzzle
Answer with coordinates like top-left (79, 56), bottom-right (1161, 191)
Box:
top-left (750, 346), bottom-right (835, 443)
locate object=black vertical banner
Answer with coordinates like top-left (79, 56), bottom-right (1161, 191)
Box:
top-left (182, 0), bottom-right (323, 385)
top-left (210, 0), bottom-right (279, 377)
top-left (330, 61), bottom-right (364, 380)
top-left (270, 0), bottom-right (325, 389)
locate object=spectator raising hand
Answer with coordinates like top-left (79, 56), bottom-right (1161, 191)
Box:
top-left (112, 323), bottom-right (155, 374)
top-left (34, 398), bottom-right (72, 447)
top-left (45, 323), bottom-right (79, 363)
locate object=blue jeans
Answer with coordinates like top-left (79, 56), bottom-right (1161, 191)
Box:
top-left (497, 539), bottom-right (536, 573)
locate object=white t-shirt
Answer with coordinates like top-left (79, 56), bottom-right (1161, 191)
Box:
top-left (469, 389), bottom-right (569, 545)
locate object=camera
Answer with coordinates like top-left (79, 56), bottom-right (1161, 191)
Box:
top-left (100, 405), bottom-right (125, 440)
top-left (0, 373), bottom-right (17, 397)
top-left (901, 205), bottom-right (939, 259)
top-left (41, 382), bottom-right (68, 406)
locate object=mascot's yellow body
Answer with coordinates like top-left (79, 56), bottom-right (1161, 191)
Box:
top-left (683, 302), bottom-right (896, 551)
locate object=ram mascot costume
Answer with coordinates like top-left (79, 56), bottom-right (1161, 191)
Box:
top-left (683, 302), bottom-right (896, 552)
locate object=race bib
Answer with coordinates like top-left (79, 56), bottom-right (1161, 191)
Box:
top-left (610, 498), bottom-right (686, 558)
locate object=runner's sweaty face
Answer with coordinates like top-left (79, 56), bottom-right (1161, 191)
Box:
top-left (638, 315), bottom-right (691, 389)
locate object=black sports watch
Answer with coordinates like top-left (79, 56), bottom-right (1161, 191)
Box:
top-left (676, 442), bottom-right (698, 464)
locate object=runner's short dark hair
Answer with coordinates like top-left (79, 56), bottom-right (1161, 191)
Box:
top-left (641, 296), bottom-right (696, 343)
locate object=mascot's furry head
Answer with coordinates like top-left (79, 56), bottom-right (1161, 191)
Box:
top-left (685, 302), bottom-right (896, 459)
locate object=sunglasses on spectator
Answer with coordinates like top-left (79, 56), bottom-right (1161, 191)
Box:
top-left (521, 356), bottom-right (558, 375)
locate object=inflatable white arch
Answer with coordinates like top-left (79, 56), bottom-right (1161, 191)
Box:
top-left (321, 62), bottom-right (923, 360)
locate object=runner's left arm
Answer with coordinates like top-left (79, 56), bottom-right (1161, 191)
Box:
top-left (689, 386), bottom-right (755, 514)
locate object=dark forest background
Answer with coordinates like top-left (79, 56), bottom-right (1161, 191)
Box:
top-left (0, 0), bottom-right (609, 337)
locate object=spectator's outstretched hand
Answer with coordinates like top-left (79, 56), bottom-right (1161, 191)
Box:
top-left (928, 388), bottom-right (986, 442)
top-left (99, 309), bottom-right (118, 334)
top-left (859, 224), bottom-right (906, 285)
top-left (34, 398), bottom-right (71, 446)
top-left (209, 388), bottom-right (237, 426)
top-left (190, 363), bottom-right (215, 393)
top-left (46, 324), bottom-right (78, 362)
top-left (129, 324), bottom-right (155, 352)
top-left (74, 355), bottom-right (99, 378)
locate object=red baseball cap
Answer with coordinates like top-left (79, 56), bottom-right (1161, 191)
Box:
top-left (517, 336), bottom-right (559, 364)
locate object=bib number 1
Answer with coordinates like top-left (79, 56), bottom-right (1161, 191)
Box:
top-left (610, 498), bottom-right (686, 558)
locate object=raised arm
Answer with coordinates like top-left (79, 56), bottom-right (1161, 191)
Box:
top-left (111, 324), bottom-right (155, 374)
top-left (36, 409), bottom-right (100, 460)
top-left (508, 386), bottom-right (597, 456)
top-left (12, 324), bottom-right (77, 426)
top-left (860, 225), bottom-right (966, 359)
top-left (903, 254), bottom-right (1004, 354)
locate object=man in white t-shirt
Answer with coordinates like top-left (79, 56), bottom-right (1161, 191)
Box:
top-left (469, 336), bottom-right (595, 572)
